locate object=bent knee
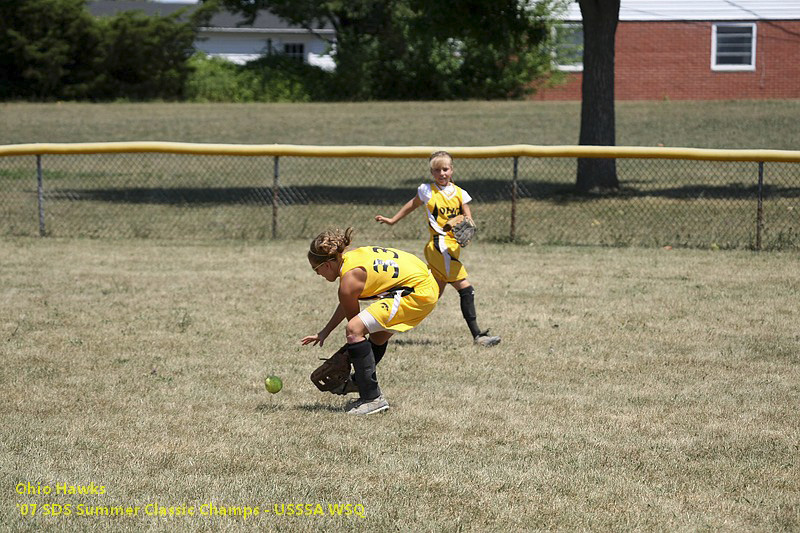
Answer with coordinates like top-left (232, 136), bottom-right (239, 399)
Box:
top-left (345, 316), bottom-right (369, 343)
top-left (452, 279), bottom-right (472, 291)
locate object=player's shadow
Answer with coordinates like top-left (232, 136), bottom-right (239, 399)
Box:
top-left (255, 403), bottom-right (283, 412)
top-left (296, 403), bottom-right (344, 413)
top-left (391, 338), bottom-right (440, 347)
top-left (256, 402), bottom-right (344, 413)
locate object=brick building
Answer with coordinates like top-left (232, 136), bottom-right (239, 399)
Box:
top-left (534, 0), bottom-right (800, 100)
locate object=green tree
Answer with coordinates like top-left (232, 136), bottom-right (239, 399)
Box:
top-left (96, 9), bottom-right (197, 100)
top-left (0, 0), bottom-right (103, 99)
top-left (205, 0), bottom-right (556, 100)
top-left (0, 0), bottom-right (198, 101)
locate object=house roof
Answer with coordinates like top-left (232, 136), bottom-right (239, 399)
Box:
top-left (87, 1), bottom-right (333, 32)
top-left (559, 0), bottom-right (800, 21)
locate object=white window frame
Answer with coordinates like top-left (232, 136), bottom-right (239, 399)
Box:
top-left (711, 22), bottom-right (756, 71)
top-left (552, 23), bottom-right (583, 72)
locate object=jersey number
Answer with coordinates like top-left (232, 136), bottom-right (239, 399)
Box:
top-left (372, 247), bottom-right (400, 278)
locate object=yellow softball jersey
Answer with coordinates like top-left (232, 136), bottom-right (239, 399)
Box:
top-left (340, 246), bottom-right (432, 299)
top-left (417, 182), bottom-right (472, 239)
top-left (417, 182), bottom-right (473, 282)
top-left (340, 246), bottom-right (438, 332)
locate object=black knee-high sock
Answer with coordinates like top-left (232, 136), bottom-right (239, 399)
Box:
top-left (350, 340), bottom-right (388, 386)
top-left (347, 339), bottom-right (381, 400)
top-left (458, 286), bottom-right (482, 338)
top-left (370, 340), bottom-right (388, 365)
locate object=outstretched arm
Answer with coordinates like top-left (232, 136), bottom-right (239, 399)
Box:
top-left (300, 268), bottom-right (367, 346)
top-left (301, 303), bottom-right (346, 347)
top-left (375, 196), bottom-right (422, 225)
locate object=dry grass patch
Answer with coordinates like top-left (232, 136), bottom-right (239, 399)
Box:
top-left (2, 238), bottom-right (798, 531)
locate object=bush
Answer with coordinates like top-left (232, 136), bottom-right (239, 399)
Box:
top-left (185, 53), bottom-right (335, 103)
top-left (184, 54), bottom-right (261, 102)
top-left (244, 55), bottom-right (334, 102)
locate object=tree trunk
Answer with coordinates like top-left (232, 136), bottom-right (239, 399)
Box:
top-left (577, 0), bottom-right (620, 193)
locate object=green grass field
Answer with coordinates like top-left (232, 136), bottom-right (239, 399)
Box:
top-left (3, 100), bottom-right (800, 148)
top-left (2, 238), bottom-right (798, 531)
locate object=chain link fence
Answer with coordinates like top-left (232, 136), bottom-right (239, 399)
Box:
top-left (1, 145), bottom-right (798, 250)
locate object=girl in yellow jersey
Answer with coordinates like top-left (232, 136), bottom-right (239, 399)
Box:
top-left (375, 151), bottom-right (500, 347)
top-left (301, 227), bottom-right (438, 415)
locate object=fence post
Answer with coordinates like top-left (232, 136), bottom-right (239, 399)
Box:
top-left (37, 155), bottom-right (46, 237)
top-left (272, 156), bottom-right (279, 239)
top-left (756, 161), bottom-right (764, 251)
top-left (510, 156), bottom-right (518, 241)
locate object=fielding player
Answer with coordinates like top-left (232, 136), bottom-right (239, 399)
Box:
top-left (302, 227), bottom-right (438, 415)
top-left (375, 151), bottom-right (501, 347)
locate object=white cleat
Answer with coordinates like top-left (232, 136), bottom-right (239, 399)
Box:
top-left (346, 395), bottom-right (390, 415)
top-left (474, 331), bottom-right (501, 347)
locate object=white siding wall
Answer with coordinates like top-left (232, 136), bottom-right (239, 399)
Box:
top-left (196, 30), bottom-right (335, 69)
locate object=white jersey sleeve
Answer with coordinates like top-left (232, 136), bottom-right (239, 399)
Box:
top-left (417, 183), bottom-right (432, 203)
top-left (460, 187), bottom-right (472, 204)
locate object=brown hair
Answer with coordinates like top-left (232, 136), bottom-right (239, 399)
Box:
top-left (308, 227), bottom-right (353, 267)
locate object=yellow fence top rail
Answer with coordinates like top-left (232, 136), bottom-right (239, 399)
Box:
top-left (2, 142), bottom-right (800, 162)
